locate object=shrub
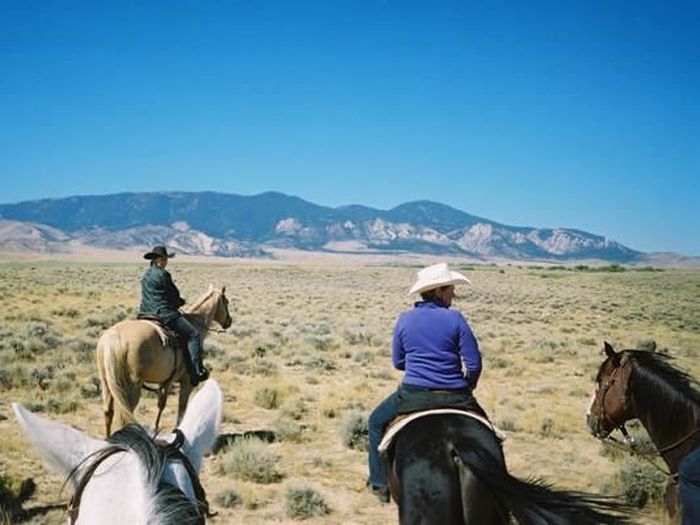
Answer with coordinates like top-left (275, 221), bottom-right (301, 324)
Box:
top-left (281, 398), bottom-right (306, 421)
top-left (0, 473), bottom-right (35, 519)
top-left (275, 417), bottom-right (305, 443)
top-left (46, 395), bottom-right (80, 414)
top-left (214, 489), bottom-right (242, 508)
top-left (308, 335), bottom-right (336, 352)
top-left (24, 321), bottom-right (51, 338)
top-left (0, 366), bottom-right (30, 390)
top-left (618, 460), bottom-right (666, 508)
top-left (51, 307), bottom-right (80, 318)
top-left (254, 387), bottom-right (281, 409)
top-left (496, 418), bottom-right (521, 432)
top-left (539, 417), bottom-right (557, 438)
top-left (83, 308), bottom-right (128, 329)
top-left (218, 438), bottom-right (283, 483)
top-left (342, 412), bottom-right (369, 451)
top-left (70, 338), bottom-right (95, 363)
top-left (344, 329), bottom-right (375, 346)
top-left (285, 487), bottom-right (330, 519)
top-left (636, 340), bottom-right (657, 352)
top-left (352, 351), bottom-right (375, 365)
top-left (304, 356), bottom-right (336, 371)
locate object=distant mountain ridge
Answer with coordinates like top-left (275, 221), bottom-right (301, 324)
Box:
top-left (0, 191), bottom-right (643, 262)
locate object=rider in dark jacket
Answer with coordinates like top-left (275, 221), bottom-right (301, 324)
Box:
top-left (138, 246), bottom-right (209, 385)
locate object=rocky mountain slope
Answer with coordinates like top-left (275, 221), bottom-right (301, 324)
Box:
top-left (0, 191), bottom-right (643, 262)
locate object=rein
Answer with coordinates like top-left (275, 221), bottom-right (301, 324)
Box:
top-left (66, 429), bottom-right (214, 523)
top-left (601, 432), bottom-right (674, 478)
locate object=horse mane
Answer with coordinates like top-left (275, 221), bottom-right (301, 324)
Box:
top-left (627, 350), bottom-right (700, 422)
top-left (69, 425), bottom-right (203, 525)
top-left (185, 288), bottom-right (217, 314)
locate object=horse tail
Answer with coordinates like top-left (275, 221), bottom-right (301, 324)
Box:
top-left (98, 330), bottom-right (136, 427)
top-left (452, 446), bottom-right (632, 524)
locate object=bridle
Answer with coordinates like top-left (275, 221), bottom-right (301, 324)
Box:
top-left (66, 429), bottom-right (215, 524)
top-left (186, 291), bottom-right (231, 334)
top-left (593, 355), bottom-right (634, 442)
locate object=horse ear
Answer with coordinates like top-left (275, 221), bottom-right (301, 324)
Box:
top-left (221, 285), bottom-right (226, 294)
top-left (177, 379), bottom-right (222, 473)
top-left (603, 341), bottom-right (617, 359)
top-left (12, 403), bottom-right (105, 483)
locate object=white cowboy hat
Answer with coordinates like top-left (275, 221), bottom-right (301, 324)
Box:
top-left (408, 263), bottom-right (471, 295)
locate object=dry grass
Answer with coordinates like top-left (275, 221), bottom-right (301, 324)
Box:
top-left (0, 259), bottom-right (698, 524)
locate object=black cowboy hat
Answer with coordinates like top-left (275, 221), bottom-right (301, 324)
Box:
top-left (143, 245), bottom-right (176, 260)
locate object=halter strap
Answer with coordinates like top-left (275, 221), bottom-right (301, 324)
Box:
top-left (66, 429), bottom-right (214, 523)
top-left (67, 446), bottom-right (125, 524)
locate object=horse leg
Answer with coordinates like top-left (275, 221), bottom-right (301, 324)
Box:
top-left (96, 339), bottom-right (114, 437)
top-left (177, 379), bottom-right (194, 425)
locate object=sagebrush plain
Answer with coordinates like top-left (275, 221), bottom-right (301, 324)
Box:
top-left (1, 257), bottom-right (698, 524)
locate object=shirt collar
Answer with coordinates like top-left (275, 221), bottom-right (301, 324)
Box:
top-left (414, 299), bottom-right (449, 309)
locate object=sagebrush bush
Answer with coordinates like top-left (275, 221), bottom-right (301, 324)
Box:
top-left (214, 489), bottom-right (242, 508)
top-left (254, 387), bottom-right (281, 409)
top-left (342, 412), bottom-right (369, 451)
top-left (275, 417), bottom-right (305, 443)
top-left (285, 486), bottom-right (330, 519)
top-left (618, 459), bottom-right (666, 508)
top-left (0, 366), bottom-right (31, 390)
top-left (281, 398), bottom-right (306, 420)
top-left (218, 438), bottom-right (283, 483)
top-left (304, 356), bottom-right (336, 371)
top-left (308, 335), bottom-right (336, 352)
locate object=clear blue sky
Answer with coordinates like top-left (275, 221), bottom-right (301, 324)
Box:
top-left (1, 1), bottom-right (698, 255)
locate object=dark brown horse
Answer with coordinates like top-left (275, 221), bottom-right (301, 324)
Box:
top-left (587, 342), bottom-right (700, 523)
top-left (388, 413), bottom-right (631, 524)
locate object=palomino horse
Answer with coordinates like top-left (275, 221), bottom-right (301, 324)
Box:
top-left (96, 284), bottom-right (231, 436)
top-left (388, 413), bottom-right (630, 524)
top-left (587, 342), bottom-right (700, 523)
top-left (13, 378), bottom-right (222, 525)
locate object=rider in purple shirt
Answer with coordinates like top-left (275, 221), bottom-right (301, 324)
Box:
top-left (367, 263), bottom-right (485, 503)
top-left (393, 301), bottom-right (481, 390)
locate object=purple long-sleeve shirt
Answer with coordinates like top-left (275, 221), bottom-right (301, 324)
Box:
top-left (392, 301), bottom-right (482, 390)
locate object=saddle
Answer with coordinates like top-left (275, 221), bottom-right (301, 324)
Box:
top-left (136, 315), bottom-right (197, 384)
top-left (136, 315), bottom-right (181, 349)
top-left (379, 387), bottom-right (507, 454)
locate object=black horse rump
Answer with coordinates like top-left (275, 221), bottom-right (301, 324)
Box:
top-left (389, 414), bottom-right (630, 525)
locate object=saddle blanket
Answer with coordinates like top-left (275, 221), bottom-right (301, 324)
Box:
top-left (378, 408), bottom-right (506, 454)
top-left (139, 320), bottom-right (171, 347)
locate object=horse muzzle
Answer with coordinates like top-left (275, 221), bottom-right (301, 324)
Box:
top-left (586, 413), bottom-right (611, 439)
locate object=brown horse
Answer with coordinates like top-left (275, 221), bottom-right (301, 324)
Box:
top-left (587, 341), bottom-right (700, 523)
top-left (96, 284), bottom-right (232, 436)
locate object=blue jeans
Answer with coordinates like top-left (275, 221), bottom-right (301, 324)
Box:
top-left (368, 389), bottom-right (400, 488)
top-left (679, 446), bottom-right (700, 525)
top-left (167, 315), bottom-right (203, 369)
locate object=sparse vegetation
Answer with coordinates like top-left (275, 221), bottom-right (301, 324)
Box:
top-left (0, 260), bottom-right (698, 523)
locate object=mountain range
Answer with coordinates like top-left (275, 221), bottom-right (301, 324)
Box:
top-left (0, 191), bottom-right (667, 263)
